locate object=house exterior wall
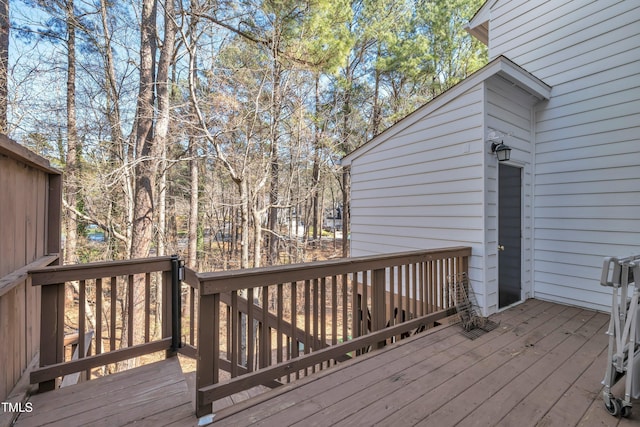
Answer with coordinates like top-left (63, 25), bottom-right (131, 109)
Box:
top-left (483, 75), bottom-right (538, 313)
top-left (349, 83), bottom-right (488, 308)
top-left (489, 0), bottom-right (640, 311)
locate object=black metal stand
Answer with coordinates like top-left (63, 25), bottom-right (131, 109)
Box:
top-left (171, 255), bottom-right (184, 352)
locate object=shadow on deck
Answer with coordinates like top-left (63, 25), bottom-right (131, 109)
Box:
top-left (13, 299), bottom-right (640, 426)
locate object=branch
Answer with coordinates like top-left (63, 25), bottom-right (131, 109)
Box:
top-left (192, 12), bottom-right (329, 69)
top-left (62, 199), bottom-right (128, 243)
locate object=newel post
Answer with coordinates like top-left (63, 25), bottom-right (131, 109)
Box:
top-left (371, 268), bottom-right (387, 349)
top-left (39, 283), bottom-right (64, 392)
top-left (196, 290), bottom-right (219, 418)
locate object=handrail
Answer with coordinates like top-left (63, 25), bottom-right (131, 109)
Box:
top-left (195, 246), bottom-right (471, 417)
top-left (30, 256), bottom-right (173, 285)
top-left (0, 254), bottom-right (59, 297)
top-left (198, 247), bottom-right (471, 294)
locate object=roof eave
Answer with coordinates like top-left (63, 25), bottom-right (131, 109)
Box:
top-left (465, 21), bottom-right (489, 46)
top-left (496, 57), bottom-right (552, 101)
top-left (465, 0), bottom-right (495, 45)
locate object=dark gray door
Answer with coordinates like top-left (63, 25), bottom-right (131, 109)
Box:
top-left (498, 164), bottom-right (522, 308)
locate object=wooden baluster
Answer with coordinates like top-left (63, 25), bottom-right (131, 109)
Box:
top-left (341, 274), bottom-right (348, 344)
top-left (411, 264), bottom-right (417, 318)
top-left (351, 272), bottom-right (358, 341)
top-left (260, 285), bottom-right (269, 369)
top-left (312, 279), bottom-right (318, 372)
top-left (423, 262), bottom-right (428, 314)
top-left (127, 275), bottom-right (134, 347)
top-left (425, 261), bottom-right (430, 313)
top-left (79, 279), bottom-right (86, 360)
top-left (110, 277), bottom-right (116, 351)
top-left (431, 260), bottom-right (437, 312)
top-left (312, 279), bottom-right (318, 349)
top-left (95, 278), bottom-right (102, 355)
top-left (144, 272), bottom-right (150, 343)
top-left (320, 277), bottom-right (327, 369)
top-left (226, 305), bottom-right (231, 362)
top-left (418, 263), bottom-right (424, 316)
top-left (320, 277), bottom-right (326, 364)
top-left (371, 268), bottom-right (386, 350)
top-left (388, 268), bottom-right (395, 327)
top-left (277, 283), bottom-right (283, 367)
top-left (230, 291), bottom-right (238, 378)
top-left (443, 258), bottom-right (450, 309)
top-left (435, 258), bottom-right (447, 312)
top-left (395, 266), bottom-right (403, 342)
top-left (290, 281), bottom-right (298, 379)
top-left (331, 275), bottom-right (338, 348)
top-left (304, 279), bottom-right (310, 376)
top-left (397, 266), bottom-right (403, 326)
top-left (247, 287), bottom-right (254, 372)
top-left (404, 265), bottom-right (410, 319)
top-left (362, 272), bottom-right (368, 334)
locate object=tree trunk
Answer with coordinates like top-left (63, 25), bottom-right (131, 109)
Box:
top-left (130, 0), bottom-right (157, 260)
top-left (252, 205), bottom-right (262, 269)
top-left (371, 44), bottom-right (382, 138)
top-left (155, 0), bottom-right (175, 258)
top-left (342, 167), bottom-right (350, 257)
top-left (100, 0), bottom-right (132, 255)
top-left (267, 60), bottom-right (283, 265)
top-left (311, 74), bottom-right (321, 248)
top-left (0, 0), bottom-right (8, 133)
top-left (239, 179), bottom-right (250, 269)
top-left (125, 0), bottom-right (157, 363)
top-left (64, 0), bottom-right (78, 265)
top-left (187, 140), bottom-right (199, 268)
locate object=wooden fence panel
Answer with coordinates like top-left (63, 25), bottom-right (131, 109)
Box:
top-left (0, 135), bottom-right (61, 401)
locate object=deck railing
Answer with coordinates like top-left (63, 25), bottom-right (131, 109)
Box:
top-left (26, 246), bottom-right (471, 419)
top-left (194, 246), bottom-right (471, 417)
top-left (29, 256), bottom-right (195, 391)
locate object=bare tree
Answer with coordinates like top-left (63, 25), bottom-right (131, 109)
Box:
top-left (64, 0), bottom-right (78, 265)
top-left (0, 0), bottom-right (7, 133)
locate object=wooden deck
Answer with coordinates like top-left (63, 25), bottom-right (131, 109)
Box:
top-left (211, 299), bottom-right (638, 426)
top-left (15, 357), bottom-right (193, 426)
top-left (12, 299), bottom-right (640, 426)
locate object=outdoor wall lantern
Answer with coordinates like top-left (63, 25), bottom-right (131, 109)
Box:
top-left (491, 141), bottom-right (511, 162)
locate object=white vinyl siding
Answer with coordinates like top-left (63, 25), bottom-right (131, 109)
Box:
top-left (349, 83), bottom-right (486, 307)
top-left (490, 0), bottom-right (640, 311)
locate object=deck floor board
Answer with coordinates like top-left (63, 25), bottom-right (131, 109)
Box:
top-left (12, 299), bottom-right (639, 426)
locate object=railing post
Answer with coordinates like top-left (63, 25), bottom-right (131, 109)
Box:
top-left (196, 293), bottom-right (219, 418)
top-left (371, 268), bottom-right (386, 349)
top-left (171, 255), bottom-right (184, 352)
top-left (39, 283), bottom-right (64, 391)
